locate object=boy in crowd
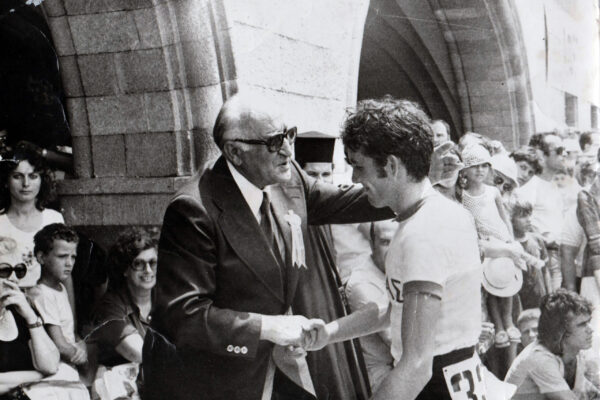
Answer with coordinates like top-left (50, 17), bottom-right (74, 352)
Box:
top-left (511, 202), bottom-right (549, 309)
top-left (28, 223), bottom-right (87, 367)
top-left (516, 308), bottom-right (540, 349)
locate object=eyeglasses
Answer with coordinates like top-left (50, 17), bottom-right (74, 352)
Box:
top-left (493, 176), bottom-right (514, 192)
top-left (554, 146), bottom-right (565, 156)
top-left (228, 127), bottom-right (297, 153)
top-left (131, 259), bottom-right (158, 271)
top-left (0, 263), bottom-right (27, 279)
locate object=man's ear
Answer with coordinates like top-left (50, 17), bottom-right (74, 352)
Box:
top-left (223, 142), bottom-right (243, 167)
top-left (386, 154), bottom-right (399, 176)
top-left (35, 250), bottom-right (45, 265)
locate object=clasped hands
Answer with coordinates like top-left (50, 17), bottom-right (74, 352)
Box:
top-left (261, 315), bottom-right (331, 354)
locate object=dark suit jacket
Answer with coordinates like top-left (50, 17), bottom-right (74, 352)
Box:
top-left (148, 157), bottom-right (391, 400)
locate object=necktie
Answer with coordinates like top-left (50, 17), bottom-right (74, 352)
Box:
top-left (260, 191), bottom-right (275, 247)
top-left (260, 192), bottom-right (285, 267)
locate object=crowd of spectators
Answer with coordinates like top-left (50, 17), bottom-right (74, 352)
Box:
top-left (0, 142), bottom-right (155, 399)
top-left (1, 114), bottom-right (600, 399)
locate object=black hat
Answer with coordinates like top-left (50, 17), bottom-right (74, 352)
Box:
top-left (294, 131), bottom-right (336, 166)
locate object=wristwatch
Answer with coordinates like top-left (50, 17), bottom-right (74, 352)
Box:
top-left (27, 316), bottom-right (43, 329)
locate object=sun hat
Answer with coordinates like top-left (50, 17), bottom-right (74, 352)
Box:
top-left (490, 153), bottom-right (519, 187)
top-left (460, 144), bottom-right (491, 170)
top-left (482, 257), bottom-right (523, 297)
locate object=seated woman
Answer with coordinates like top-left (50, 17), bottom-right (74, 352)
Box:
top-left (93, 227), bottom-right (157, 366)
top-left (0, 236), bottom-right (59, 398)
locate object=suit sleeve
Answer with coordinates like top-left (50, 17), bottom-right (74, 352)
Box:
top-left (296, 164), bottom-right (394, 225)
top-left (155, 195), bottom-right (262, 359)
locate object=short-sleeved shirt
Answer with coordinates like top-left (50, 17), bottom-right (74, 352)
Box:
top-left (385, 181), bottom-right (482, 362)
top-left (514, 176), bottom-right (563, 242)
top-left (29, 282), bottom-right (76, 344)
top-left (0, 209), bottom-right (64, 287)
top-left (505, 341), bottom-right (574, 399)
top-left (93, 286), bottom-right (151, 366)
top-left (0, 311), bottom-right (35, 372)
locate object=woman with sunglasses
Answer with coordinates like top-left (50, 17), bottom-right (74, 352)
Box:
top-left (93, 227), bottom-right (158, 367)
top-left (0, 236), bottom-right (60, 399)
top-left (0, 142), bottom-right (64, 289)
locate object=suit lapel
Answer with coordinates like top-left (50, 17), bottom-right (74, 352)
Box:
top-left (209, 159), bottom-right (285, 304)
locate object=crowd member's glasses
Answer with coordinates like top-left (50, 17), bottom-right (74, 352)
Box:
top-left (493, 176), bottom-right (514, 193)
top-left (228, 127), bottom-right (297, 153)
top-left (0, 263), bottom-right (27, 279)
top-left (553, 146), bottom-right (565, 156)
top-left (131, 259), bottom-right (158, 271)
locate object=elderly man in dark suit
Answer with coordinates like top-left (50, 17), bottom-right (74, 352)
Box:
top-left (146, 94), bottom-right (391, 400)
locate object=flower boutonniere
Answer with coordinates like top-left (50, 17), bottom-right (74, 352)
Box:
top-left (284, 210), bottom-right (306, 269)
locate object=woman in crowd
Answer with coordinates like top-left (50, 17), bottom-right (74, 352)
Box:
top-left (0, 236), bottom-right (59, 399)
top-left (0, 142), bottom-right (63, 289)
top-left (93, 227), bottom-right (157, 366)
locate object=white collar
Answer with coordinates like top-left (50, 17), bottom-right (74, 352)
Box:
top-left (226, 160), bottom-right (270, 222)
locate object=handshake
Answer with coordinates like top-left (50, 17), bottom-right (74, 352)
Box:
top-left (261, 315), bottom-right (331, 352)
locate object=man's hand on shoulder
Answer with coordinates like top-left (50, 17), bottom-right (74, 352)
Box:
top-left (260, 315), bottom-right (325, 347)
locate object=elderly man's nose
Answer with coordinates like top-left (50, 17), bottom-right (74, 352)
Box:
top-left (279, 139), bottom-right (293, 156)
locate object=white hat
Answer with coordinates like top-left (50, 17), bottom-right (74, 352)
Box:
top-left (482, 257), bottom-right (523, 297)
top-left (490, 154), bottom-right (519, 187)
top-left (461, 144), bottom-right (491, 170)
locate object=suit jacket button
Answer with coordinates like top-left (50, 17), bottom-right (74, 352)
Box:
top-left (234, 346), bottom-right (241, 354)
top-left (241, 346), bottom-right (248, 354)
top-left (227, 345), bottom-right (234, 352)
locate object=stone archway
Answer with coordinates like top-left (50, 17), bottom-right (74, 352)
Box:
top-left (357, 0), bottom-right (534, 148)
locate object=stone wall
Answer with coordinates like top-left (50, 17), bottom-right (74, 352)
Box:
top-left (41, 0), bottom-right (370, 236)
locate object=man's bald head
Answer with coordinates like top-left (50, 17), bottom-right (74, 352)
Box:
top-left (213, 94), bottom-right (282, 150)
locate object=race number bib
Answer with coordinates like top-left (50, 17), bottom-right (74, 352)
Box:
top-left (443, 354), bottom-right (487, 400)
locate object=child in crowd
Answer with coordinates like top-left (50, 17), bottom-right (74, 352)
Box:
top-left (511, 202), bottom-right (550, 309)
top-left (459, 144), bottom-right (522, 349)
top-left (516, 308), bottom-right (540, 349)
top-left (28, 223), bottom-right (87, 368)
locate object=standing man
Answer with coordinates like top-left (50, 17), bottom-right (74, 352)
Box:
top-left (520, 134), bottom-right (565, 290)
top-left (307, 96), bottom-right (483, 400)
top-left (147, 94), bottom-right (391, 400)
top-left (430, 119), bottom-right (451, 147)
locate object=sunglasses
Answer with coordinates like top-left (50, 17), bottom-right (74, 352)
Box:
top-left (229, 127), bottom-right (297, 153)
top-left (0, 263), bottom-right (27, 279)
top-left (493, 176), bottom-right (514, 192)
top-left (131, 259), bottom-right (158, 271)
top-left (554, 146), bottom-right (565, 156)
